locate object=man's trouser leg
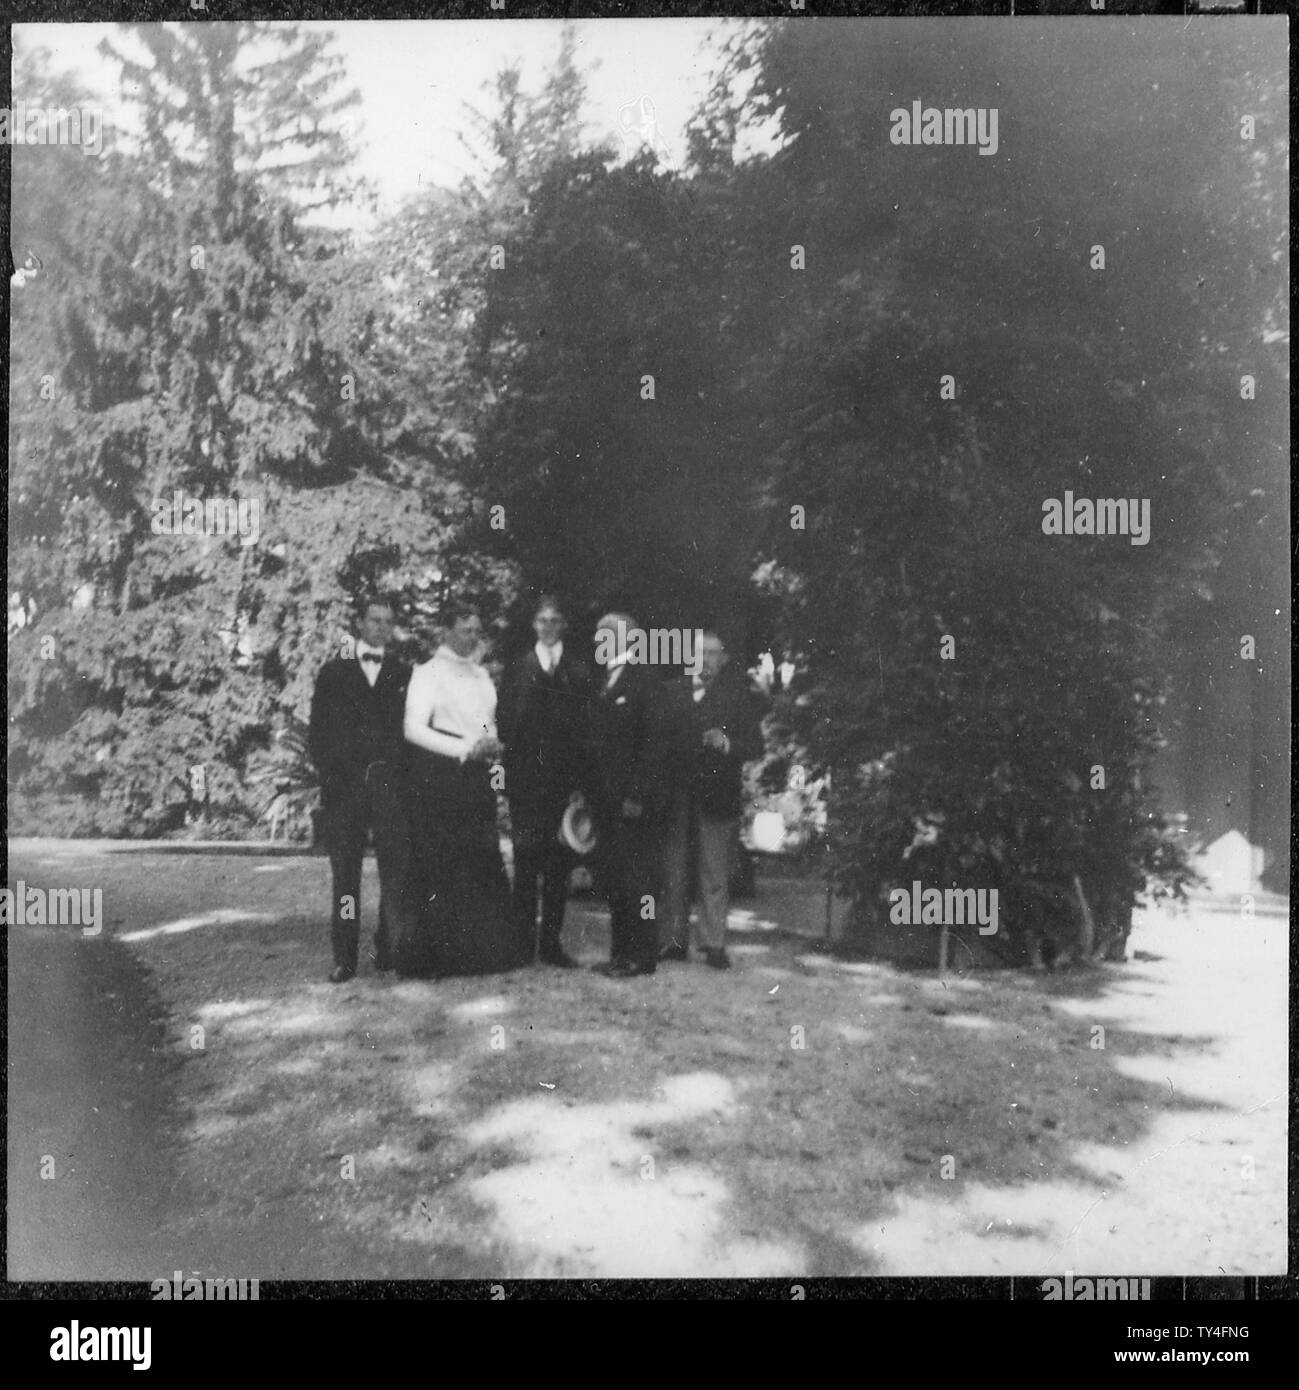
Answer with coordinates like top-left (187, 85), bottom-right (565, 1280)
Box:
top-left (695, 814), bottom-right (736, 953)
top-left (602, 824), bottom-right (656, 968)
top-left (327, 792), bottom-right (365, 973)
top-left (629, 824), bottom-right (661, 968)
top-left (538, 843), bottom-right (573, 955)
top-left (658, 790), bottom-right (691, 953)
top-left (608, 892), bottom-right (631, 964)
top-left (368, 762), bottom-right (408, 970)
top-left (512, 842), bottom-right (543, 951)
top-left (597, 824), bottom-right (630, 964)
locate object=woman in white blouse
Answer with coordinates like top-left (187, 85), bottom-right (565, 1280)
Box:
top-left (394, 603), bottom-right (528, 978)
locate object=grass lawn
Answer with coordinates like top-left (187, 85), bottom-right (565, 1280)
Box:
top-left (7, 840), bottom-right (1287, 1280)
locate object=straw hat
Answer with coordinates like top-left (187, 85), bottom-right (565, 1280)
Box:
top-left (558, 800), bottom-right (597, 856)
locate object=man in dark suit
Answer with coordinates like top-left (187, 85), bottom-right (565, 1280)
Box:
top-left (658, 629), bottom-right (764, 970)
top-left (308, 594), bottom-right (412, 983)
top-left (499, 595), bottom-right (590, 968)
top-left (584, 612), bottom-right (670, 978)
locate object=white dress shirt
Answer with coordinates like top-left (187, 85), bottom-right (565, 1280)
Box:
top-left (355, 640), bottom-right (385, 688)
top-left (404, 644), bottom-right (498, 762)
top-left (602, 649), bottom-right (632, 691)
top-left (535, 639), bottom-right (563, 674)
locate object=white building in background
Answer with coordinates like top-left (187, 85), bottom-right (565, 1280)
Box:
top-left (1195, 830), bottom-right (1265, 898)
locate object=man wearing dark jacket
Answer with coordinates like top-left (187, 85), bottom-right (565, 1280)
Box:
top-left (308, 595), bottom-right (412, 983)
top-left (585, 612), bottom-right (672, 978)
top-left (498, 596), bottom-right (591, 967)
top-left (659, 629), bottom-right (764, 970)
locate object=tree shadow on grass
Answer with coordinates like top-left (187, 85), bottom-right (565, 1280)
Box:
top-left (11, 848), bottom-right (1283, 1278)
top-left (149, 910), bottom-right (1282, 1277)
top-left (727, 911), bottom-right (1284, 1275)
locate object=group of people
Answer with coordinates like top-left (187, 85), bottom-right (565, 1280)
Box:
top-left (307, 594), bottom-right (764, 983)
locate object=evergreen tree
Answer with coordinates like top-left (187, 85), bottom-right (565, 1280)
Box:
top-left (7, 26), bottom-right (501, 838)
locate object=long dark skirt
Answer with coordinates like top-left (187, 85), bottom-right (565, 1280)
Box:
top-left (395, 750), bottom-right (529, 979)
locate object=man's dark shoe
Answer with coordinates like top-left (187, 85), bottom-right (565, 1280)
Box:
top-left (703, 949), bottom-right (731, 971)
top-left (539, 946), bottom-right (580, 968)
top-left (328, 965), bottom-right (356, 984)
top-left (607, 959), bottom-right (656, 978)
top-left (658, 943), bottom-right (688, 962)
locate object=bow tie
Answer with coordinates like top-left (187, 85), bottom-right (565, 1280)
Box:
top-left (360, 652), bottom-right (383, 665)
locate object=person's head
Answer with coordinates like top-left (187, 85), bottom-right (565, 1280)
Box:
top-left (699, 629), bottom-right (729, 685)
top-left (533, 595), bottom-right (566, 648)
top-left (355, 594), bottom-right (396, 649)
top-left (441, 599), bottom-right (483, 659)
top-left (594, 611), bottom-right (635, 663)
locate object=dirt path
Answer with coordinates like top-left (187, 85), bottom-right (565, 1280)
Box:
top-left (7, 926), bottom-right (180, 1279)
top-left (6, 840), bottom-right (1287, 1279)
